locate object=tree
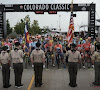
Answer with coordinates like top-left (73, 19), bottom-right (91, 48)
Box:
top-left (30, 20), bottom-right (41, 35)
top-left (6, 19), bottom-right (12, 35)
top-left (14, 15), bottom-right (31, 35)
top-left (14, 19), bottom-right (25, 35)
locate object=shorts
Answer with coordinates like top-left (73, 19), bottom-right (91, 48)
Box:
top-left (84, 50), bottom-right (91, 57)
top-left (56, 52), bottom-right (63, 58)
top-left (85, 50), bottom-right (91, 55)
top-left (46, 51), bottom-right (54, 56)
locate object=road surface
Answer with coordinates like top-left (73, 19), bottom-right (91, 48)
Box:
top-left (0, 65), bottom-right (100, 90)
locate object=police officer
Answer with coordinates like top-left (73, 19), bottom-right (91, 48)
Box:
top-left (92, 44), bottom-right (100, 86)
top-left (31, 42), bottom-right (45, 87)
top-left (0, 46), bottom-right (11, 88)
top-left (95, 37), bottom-right (100, 51)
top-left (66, 43), bottom-right (81, 87)
top-left (10, 42), bottom-right (24, 88)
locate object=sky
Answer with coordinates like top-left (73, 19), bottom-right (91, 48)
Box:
top-left (0, 0), bottom-right (100, 32)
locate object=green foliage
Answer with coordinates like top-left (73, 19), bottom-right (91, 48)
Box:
top-left (13, 15), bottom-right (50, 35)
top-left (6, 19), bottom-right (12, 35)
top-left (14, 19), bottom-right (25, 35)
top-left (14, 15), bottom-right (32, 35)
top-left (30, 20), bottom-right (41, 35)
top-left (14, 15), bottom-right (33, 35)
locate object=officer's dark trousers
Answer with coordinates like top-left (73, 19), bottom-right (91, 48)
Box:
top-left (34, 63), bottom-right (43, 86)
top-left (2, 63), bottom-right (10, 86)
top-left (94, 62), bottom-right (100, 86)
top-left (13, 63), bottom-right (23, 86)
top-left (68, 62), bottom-right (78, 86)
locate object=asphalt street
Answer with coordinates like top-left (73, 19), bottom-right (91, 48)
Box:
top-left (0, 66), bottom-right (100, 90)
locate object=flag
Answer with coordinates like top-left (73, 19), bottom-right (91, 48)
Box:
top-left (67, 0), bottom-right (74, 46)
top-left (24, 22), bottom-right (29, 55)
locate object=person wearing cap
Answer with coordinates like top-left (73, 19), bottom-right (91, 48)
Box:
top-left (4, 38), bottom-right (12, 53)
top-left (45, 39), bottom-right (55, 67)
top-left (82, 39), bottom-right (92, 68)
top-left (88, 37), bottom-right (91, 44)
top-left (10, 42), bottom-right (24, 88)
top-left (30, 37), bottom-right (36, 51)
top-left (41, 37), bottom-right (45, 51)
top-left (91, 44), bottom-right (100, 86)
top-left (54, 41), bottom-right (65, 68)
top-left (30, 42), bottom-right (45, 87)
top-left (0, 46), bottom-right (11, 88)
top-left (66, 43), bottom-right (81, 87)
top-left (30, 37), bottom-right (38, 67)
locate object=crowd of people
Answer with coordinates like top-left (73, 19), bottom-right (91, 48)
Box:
top-left (0, 34), bottom-right (100, 88)
top-left (0, 34), bottom-right (99, 68)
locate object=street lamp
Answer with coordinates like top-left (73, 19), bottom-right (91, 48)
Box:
top-left (57, 21), bottom-right (58, 30)
top-left (59, 15), bottom-right (61, 31)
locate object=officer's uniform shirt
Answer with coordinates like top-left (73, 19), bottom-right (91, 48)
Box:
top-left (66, 50), bottom-right (81, 62)
top-left (30, 49), bottom-right (45, 63)
top-left (95, 42), bottom-right (100, 51)
top-left (92, 51), bottom-right (100, 62)
top-left (11, 49), bottom-right (24, 63)
top-left (0, 51), bottom-right (10, 64)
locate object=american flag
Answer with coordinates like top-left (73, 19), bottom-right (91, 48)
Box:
top-left (67, 0), bottom-right (74, 46)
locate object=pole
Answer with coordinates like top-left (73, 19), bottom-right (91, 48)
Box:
top-left (59, 15), bottom-right (61, 31)
top-left (79, 26), bottom-right (80, 36)
top-left (57, 21), bottom-right (58, 30)
top-left (3, 12), bottom-right (7, 38)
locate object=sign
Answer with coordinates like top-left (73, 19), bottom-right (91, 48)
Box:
top-left (23, 4), bottom-right (69, 11)
top-left (35, 11), bottom-right (44, 14)
top-left (48, 11), bottom-right (57, 14)
top-left (0, 4), bottom-right (91, 12)
top-left (0, 3), bottom-right (96, 39)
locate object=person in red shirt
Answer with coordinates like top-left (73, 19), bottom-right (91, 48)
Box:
top-left (88, 37), bottom-right (91, 44)
top-left (45, 40), bottom-right (52, 52)
top-left (4, 38), bottom-right (12, 53)
top-left (82, 39), bottom-right (91, 51)
top-left (82, 39), bottom-right (92, 69)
